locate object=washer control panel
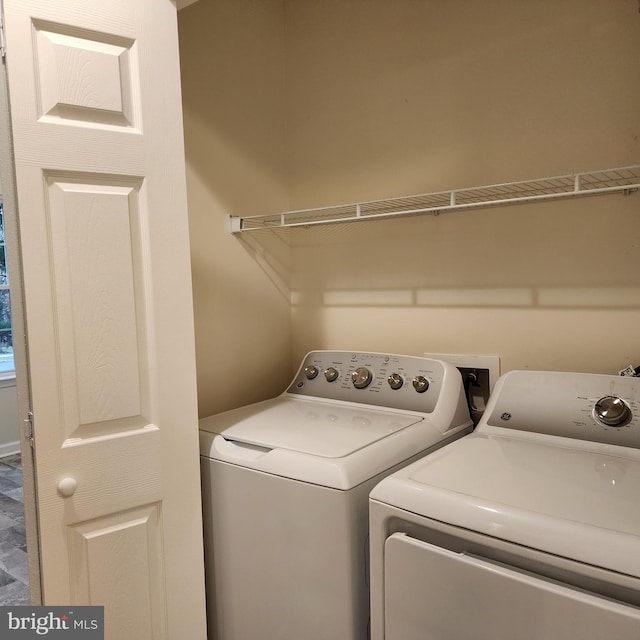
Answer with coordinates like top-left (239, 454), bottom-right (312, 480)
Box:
top-left (287, 351), bottom-right (452, 413)
top-left (486, 370), bottom-right (640, 448)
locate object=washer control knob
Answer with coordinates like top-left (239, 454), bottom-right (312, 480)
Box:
top-left (387, 373), bottom-right (404, 390)
top-left (324, 367), bottom-right (339, 382)
top-left (351, 367), bottom-right (373, 389)
top-left (304, 365), bottom-right (319, 380)
top-left (412, 375), bottom-right (430, 393)
top-left (594, 396), bottom-right (632, 427)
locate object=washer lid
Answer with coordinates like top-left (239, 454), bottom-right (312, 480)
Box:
top-left (200, 396), bottom-right (423, 458)
top-left (370, 433), bottom-right (640, 577)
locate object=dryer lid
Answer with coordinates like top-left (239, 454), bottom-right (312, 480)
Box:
top-left (200, 396), bottom-right (423, 458)
top-left (370, 432), bottom-right (640, 577)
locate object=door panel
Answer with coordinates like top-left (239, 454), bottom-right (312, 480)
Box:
top-left (33, 20), bottom-right (139, 129)
top-left (3, 0), bottom-right (206, 637)
top-left (68, 503), bottom-right (165, 639)
top-left (384, 533), bottom-right (640, 640)
top-left (47, 175), bottom-right (147, 432)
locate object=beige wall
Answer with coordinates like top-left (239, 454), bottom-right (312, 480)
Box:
top-left (179, 0), bottom-right (292, 417)
top-left (284, 0), bottom-right (639, 204)
top-left (285, 0), bottom-right (640, 377)
top-left (180, 0), bottom-right (640, 415)
top-left (0, 382), bottom-right (18, 452)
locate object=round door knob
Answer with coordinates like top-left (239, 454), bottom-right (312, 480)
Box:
top-left (594, 396), bottom-right (632, 427)
top-left (351, 367), bottom-right (373, 389)
top-left (57, 477), bottom-right (78, 498)
top-left (324, 367), bottom-right (339, 382)
top-left (412, 375), bottom-right (430, 393)
top-left (387, 373), bottom-right (404, 390)
top-left (304, 365), bottom-right (319, 380)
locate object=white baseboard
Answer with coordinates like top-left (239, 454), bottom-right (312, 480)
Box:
top-left (0, 440), bottom-right (20, 458)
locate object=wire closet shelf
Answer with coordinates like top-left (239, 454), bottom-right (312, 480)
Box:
top-left (229, 165), bottom-right (640, 233)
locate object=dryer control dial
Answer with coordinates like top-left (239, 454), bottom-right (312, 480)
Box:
top-left (351, 367), bottom-right (373, 389)
top-left (594, 396), bottom-right (632, 427)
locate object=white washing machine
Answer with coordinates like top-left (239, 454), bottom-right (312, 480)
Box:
top-left (369, 369), bottom-right (640, 640)
top-left (199, 350), bottom-right (472, 640)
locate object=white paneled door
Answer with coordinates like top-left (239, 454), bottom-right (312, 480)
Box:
top-left (2, 0), bottom-right (207, 638)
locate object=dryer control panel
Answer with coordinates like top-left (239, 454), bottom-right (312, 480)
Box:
top-left (484, 370), bottom-right (640, 449)
top-left (286, 351), bottom-right (456, 414)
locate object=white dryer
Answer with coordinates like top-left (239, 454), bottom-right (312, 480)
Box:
top-left (369, 369), bottom-right (640, 640)
top-left (199, 351), bottom-right (472, 640)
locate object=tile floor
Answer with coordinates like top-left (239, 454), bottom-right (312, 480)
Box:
top-left (0, 454), bottom-right (29, 604)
